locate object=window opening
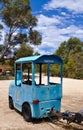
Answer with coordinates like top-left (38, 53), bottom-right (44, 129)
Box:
top-left (22, 63), bottom-right (32, 85)
top-left (35, 64), bottom-right (48, 85)
top-left (15, 64), bottom-right (21, 86)
top-left (49, 64), bottom-right (61, 85)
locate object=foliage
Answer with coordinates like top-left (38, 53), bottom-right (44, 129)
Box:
top-left (50, 64), bottom-right (60, 77)
top-left (0, 0), bottom-right (42, 61)
top-left (7, 43), bottom-right (33, 74)
top-left (0, 24), bottom-right (3, 40)
top-left (55, 37), bottom-right (83, 79)
top-left (0, 75), bottom-right (14, 80)
top-left (34, 52), bottom-right (40, 56)
top-left (15, 43), bottom-right (33, 59)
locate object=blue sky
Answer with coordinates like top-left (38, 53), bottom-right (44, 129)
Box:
top-left (30, 0), bottom-right (83, 54)
top-left (0, 0), bottom-right (83, 54)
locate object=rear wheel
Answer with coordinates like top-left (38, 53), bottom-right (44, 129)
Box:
top-left (22, 104), bottom-right (32, 122)
top-left (9, 97), bottom-right (14, 109)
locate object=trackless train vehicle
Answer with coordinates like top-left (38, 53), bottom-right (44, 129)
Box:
top-left (9, 55), bottom-right (63, 121)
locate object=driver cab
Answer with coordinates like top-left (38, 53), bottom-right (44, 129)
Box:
top-left (9, 55), bottom-right (63, 121)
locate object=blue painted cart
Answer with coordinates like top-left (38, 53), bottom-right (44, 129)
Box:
top-left (9, 55), bottom-right (63, 121)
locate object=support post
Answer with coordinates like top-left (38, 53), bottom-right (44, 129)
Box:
top-left (39, 64), bottom-right (42, 85)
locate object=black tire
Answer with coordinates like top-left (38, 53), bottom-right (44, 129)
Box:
top-left (22, 104), bottom-right (32, 122)
top-left (75, 113), bottom-right (82, 124)
top-left (9, 97), bottom-right (14, 109)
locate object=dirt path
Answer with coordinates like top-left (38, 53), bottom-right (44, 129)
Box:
top-left (0, 78), bottom-right (83, 130)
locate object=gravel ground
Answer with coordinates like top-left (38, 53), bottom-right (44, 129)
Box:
top-left (0, 78), bottom-right (83, 130)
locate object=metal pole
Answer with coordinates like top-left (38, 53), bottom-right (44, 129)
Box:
top-left (39, 64), bottom-right (42, 85)
top-left (48, 64), bottom-right (50, 85)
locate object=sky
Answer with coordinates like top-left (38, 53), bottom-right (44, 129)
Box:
top-left (0, 0), bottom-right (83, 55)
top-left (30, 0), bottom-right (83, 54)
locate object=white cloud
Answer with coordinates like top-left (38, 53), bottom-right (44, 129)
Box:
top-left (34, 14), bottom-right (83, 54)
top-left (37, 14), bottom-right (60, 26)
top-left (61, 12), bottom-right (67, 16)
top-left (0, 12), bottom-right (83, 55)
top-left (43, 0), bottom-right (83, 13)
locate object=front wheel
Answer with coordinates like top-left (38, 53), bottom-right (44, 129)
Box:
top-left (9, 97), bottom-right (14, 109)
top-left (22, 104), bottom-right (32, 122)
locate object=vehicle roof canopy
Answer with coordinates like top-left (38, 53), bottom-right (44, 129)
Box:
top-left (15, 55), bottom-right (63, 64)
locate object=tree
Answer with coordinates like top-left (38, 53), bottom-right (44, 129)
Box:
top-left (55, 37), bottom-right (83, 79)
top-left (15, 43), bottom-right (33, 59)
top-left (0, 24), bottom-right (3, 40)
top-left (8, 43), bottom-right (33, 74)
top-left (34, 51), bottom-right (40, 56)
top-left (0, 0), bottom-right (42, 61)
top-left (56, 38), bottom-right (83, 62)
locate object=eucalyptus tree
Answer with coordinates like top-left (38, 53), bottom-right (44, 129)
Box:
top-left (55, 37), bottom-right (83, 79)
top-left (0, 0), bottom-right (42, 61)
top-left (56, 38), bottom-right (82, 61)
top-left (15, 43), bottom-right (33, 59)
